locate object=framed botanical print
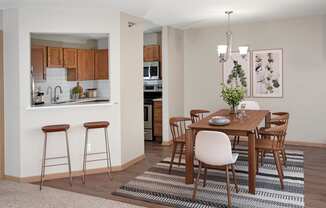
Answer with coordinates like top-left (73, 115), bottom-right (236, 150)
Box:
top-left (252, 49), bottom-right (283, 97)
top-left (222, 52), bottom-right (251, 96)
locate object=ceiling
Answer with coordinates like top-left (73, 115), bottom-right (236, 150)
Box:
top-left (1, 0), bottom-right (326, 29)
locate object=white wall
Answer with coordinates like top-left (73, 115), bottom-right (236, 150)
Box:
top-left (162, 26), bottom-right (184, 142)
top-left (3, 7), bottom-right (128, 178)
top-left (184, 15), bottom-right (326, 144)
top-left (120, 13), bottom-right (144, 163)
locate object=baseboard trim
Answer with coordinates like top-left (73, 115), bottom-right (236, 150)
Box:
top-left (235, 136), bottom-right (326, 148)
top-left (285, 140), bottom-right (326, 148)
top-left (5, 154), bottom-right (145, 183)
top-left (161, 140), bottom-right (172, 146)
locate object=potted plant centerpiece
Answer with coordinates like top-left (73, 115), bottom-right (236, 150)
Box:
top-left (221, 61), bottom-right (246, 114)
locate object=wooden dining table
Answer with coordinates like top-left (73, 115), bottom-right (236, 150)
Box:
top-left (187, 109), bottom-right (271, 194)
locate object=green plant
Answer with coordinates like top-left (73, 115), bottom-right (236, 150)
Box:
top-left (227, 60), bottom-right (247, 88)
top-left (220, 84), bottom-right (245, 111)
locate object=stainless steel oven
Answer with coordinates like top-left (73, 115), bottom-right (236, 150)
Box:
top-left (144, 61), bottom-right (160, 80)
top-left (144, 103), bottom-right (153, 140)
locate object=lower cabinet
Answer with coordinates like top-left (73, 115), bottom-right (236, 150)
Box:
top-left (153, 100), bottom-right (162, 141)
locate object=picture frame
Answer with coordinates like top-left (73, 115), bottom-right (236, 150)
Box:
top-left (251, 49), bottom-right (283, 98)
top-left (222, 52), bottom-right (251, 96)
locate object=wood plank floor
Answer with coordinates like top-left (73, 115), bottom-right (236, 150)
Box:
top-left (40, 141), bottom-right (326, 208)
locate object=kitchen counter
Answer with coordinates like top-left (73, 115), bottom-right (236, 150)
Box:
top-left (152, 98), bottom-right (162, 102)
top-left (32, 97), bottom-right (110, 108)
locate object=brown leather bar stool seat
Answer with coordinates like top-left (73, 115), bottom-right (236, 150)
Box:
top-left (40, 124), bottom-right (72, 190)
top-left (82, 121), bottom-right (112, 184)
top-left (42, 124), bottom-right (70, 132)
top-left (83, 121), bottom-right (109, 129)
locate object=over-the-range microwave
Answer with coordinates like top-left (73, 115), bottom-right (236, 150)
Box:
top-left (144, 61), bottom-right (160, 80)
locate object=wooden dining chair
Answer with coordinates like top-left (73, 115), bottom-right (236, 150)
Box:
top-left (233, 101), bottom-right (260, 149)
top-left (256, 123), bottom-right (288, 190)
top-left (269, 112), bottom-right (290, 166)
top-left (169, 117), bottom-right (192, 174)
top-left (192, 131), bottom-right (239, 208)
top-left (190, 109), bottom-right (210, 123)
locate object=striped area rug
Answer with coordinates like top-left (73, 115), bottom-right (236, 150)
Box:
top-left (114, 147), bottom-right (304, 208)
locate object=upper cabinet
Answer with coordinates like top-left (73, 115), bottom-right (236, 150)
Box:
top-left (47, 47), bottom-right (63, 67)
top-left (95, 49), bottom-right (109, 80)
top-left (144, 45), bottom-right (161, 62)
top-left (63, 48), bottom-right (77, 68)
top-left (77, 49), bottom-right (95, 81)
top-left (31, 46), bottom-right (47, 81)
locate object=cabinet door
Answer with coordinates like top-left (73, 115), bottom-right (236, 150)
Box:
top-left (31, 46), bottom-right (47, 81)
top-left (153, 100), bottom-right (162, 137)
top-left (77, 49), bottom-right (95, 81)
top-left (47, 47), bottom-right (63, 67)
top-left (144, 45), bottom-right (160, 62)
top-left (95, 49), bottom-right (109, 80)
top-left (63, 48), bottom-right (77, 68)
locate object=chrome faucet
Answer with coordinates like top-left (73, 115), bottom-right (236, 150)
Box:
top-left (46, 86), bottom-right (53, 104)
top-left (54, 85), bottom-right (63, 103)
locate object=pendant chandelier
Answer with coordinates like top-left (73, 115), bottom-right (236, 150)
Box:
top-left (217, 11), bottom-right (248, 63)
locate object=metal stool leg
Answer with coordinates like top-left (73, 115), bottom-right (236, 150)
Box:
top-left (104, 127), bottom-right (112, 180)
top-left (65, 130), bottom-right (72, 186)
top-left (82, 128), bottom-right (89, 184)
top-left (40, 132), bottom-right (48, 190)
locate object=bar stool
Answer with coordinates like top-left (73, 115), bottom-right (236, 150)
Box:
top-left (82, 121), bottom-right (112, 184)
top-left (40, 124), bottom-right (72, 190)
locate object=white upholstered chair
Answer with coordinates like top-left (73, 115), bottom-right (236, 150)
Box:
top-left (233, 100), bottom-right (261, 149)
top-left (192, 131), bottom-right (239, 208)
top-left (239, 100), bottom-right (260, 110)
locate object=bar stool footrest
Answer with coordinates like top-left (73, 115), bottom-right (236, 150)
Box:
top-left (86, 152), bottom-right (106, 156)
top-left (86, 158), bottom-right (109, 163)
top-left (45, 163), bottom-right (69, 167)
top-left (45, 156), bottom-right (68, 160)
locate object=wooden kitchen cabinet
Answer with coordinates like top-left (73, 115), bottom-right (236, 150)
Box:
top-left (47, 47), bottom-right (63, 67)
top-left (144, 45), bottom-right (161, 62)
top-left (63, 48), bottom-right (77, 68)
top-left (31, 46), bottom-right (47, 81)
top-left (153, 100), bottom-right (162, 141)
top-left (77, 49), bottom-right (95, 81)
top-left (95, 49), bottom-right (109, 80)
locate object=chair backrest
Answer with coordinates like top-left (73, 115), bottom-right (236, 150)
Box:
top-left (259, 123), bottom-right (288, 149)
top-left (169, 117), bottom-right (192, 142)
top-left (239, 101), bottom-right (260, 110)
top-left (195, 131), bottom-right (234, 166)
top-left (271, 112), bottom-right (289, 127)
top-left (190, 109), bottom-right (210, 123)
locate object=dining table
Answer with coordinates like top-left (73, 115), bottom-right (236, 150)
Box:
top-left (187, 109), bottom-right (271, 194)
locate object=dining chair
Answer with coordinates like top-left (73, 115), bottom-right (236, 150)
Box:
top-left (269, 112), bottom-right (290, 166)
top-left (233, 100), bottom-right (261, 149)
top-left (192, 131), bottom-right (239, 208)
top-left (256, 123), bottom-right (288, 190)
top-left (169, 117), bottom-right (192, 174)
top-left (190, 109), bottom-right (210, 123)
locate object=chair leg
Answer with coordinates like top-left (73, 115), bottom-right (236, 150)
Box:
top-left (273, 151), bottom-right (284, 190)
top-left (82, 128), bottom-right (89, 184)
top-left (40, 133), bottom-right (48, 190)
top-left (104, 127), bottom-right (113, 180)
top-left (231, 164), bottom-right (239, 193)
top-left (178, 143), bottom-right (184, 167)
top-left (192, 161), bottom-right (202, 201)
top-left (65, 130), bottom-right (72, 186)
top-left (203, 167), bottom-right (207, 187)
top-left (169, 143), bottom-right (177, 174)
top-left (232, 136), bottom-right (237, 149)
top-left (282, 149), bottom-right (287, 167)
top-left (236, 136), bottom-right (240, 144)
top-left (225, 165), bottom-right (232, 208)
top-left (256, 150), bottom-right (259, 174)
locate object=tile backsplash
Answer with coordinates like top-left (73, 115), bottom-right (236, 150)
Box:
top-left (34, 68), bottom-right (110, 104)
